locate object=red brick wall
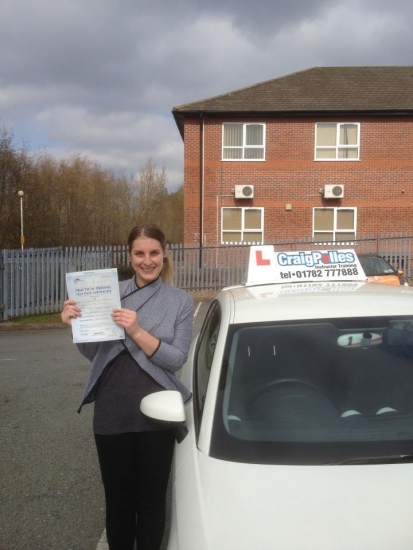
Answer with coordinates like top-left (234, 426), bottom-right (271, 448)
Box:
top-left (183, 115), bottom-right (413, 245)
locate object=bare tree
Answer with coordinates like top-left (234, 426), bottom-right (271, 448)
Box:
top-left (0, 130), bottom-right (184, 249)
top-left (131, 158), bottom-right (168, 225)
top-left (0, 128), bottom-right (33, 248)
top-left (161, 185), bottom-right (184, 243)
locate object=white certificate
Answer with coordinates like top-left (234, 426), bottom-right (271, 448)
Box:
top-left (65, 268), bottom-right (125, 343)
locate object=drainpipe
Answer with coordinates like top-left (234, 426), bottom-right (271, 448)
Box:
top-left (199, 114), bottom-right (205, 268)
top-left (216, 195), bottom-right (234, 248)
top-left (216, 194), bottom-right (234, 270)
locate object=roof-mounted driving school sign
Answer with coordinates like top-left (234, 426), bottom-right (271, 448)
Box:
top-left (246, 245), bottom-right (367, 286)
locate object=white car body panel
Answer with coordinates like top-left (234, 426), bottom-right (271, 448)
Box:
top-left (165, 275), bottom-right (413, 549)
top-left (227, 282), bottom-right (413, 325)
top-left (172, 453), bottom-right (413, 550)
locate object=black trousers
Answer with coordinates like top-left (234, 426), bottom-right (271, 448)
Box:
top-left (94, 430), bottom-right (175, 550)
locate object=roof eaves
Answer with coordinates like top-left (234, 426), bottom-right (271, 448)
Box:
top-left (175, 107), bottom-right (413, 117)
top-left (172, 107), bottom-right (413, 139)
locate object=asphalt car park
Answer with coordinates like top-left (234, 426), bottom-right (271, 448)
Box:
top-left (0, 328), bottom-right (103, 550)
top-left (0, 302), bottom-right (210, 550)
top-left (142, 247), bottom-right (413, 550)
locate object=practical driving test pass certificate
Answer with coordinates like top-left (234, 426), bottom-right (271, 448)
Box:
top-left (65, 268), bottom-right (125, 343)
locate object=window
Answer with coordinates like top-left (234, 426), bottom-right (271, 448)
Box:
top-left (210, 316), bottom-right (413, 465)
top-left (194, 302), bottom-right (221, 430)
top-left (313, 207), bottom-right (356, 242)
top-left (315, 123), bottom-right (360, 160)
top-left (222, 123), bottom-right (265, 160)
top-left (222, 207), bottom-right (264, 244)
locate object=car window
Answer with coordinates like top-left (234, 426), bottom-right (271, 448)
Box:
top-left (194, 301), bottom-right (221, 431)
top-left (359, 256), bottom-right (396, 276)
top-left (210, 316), bottom-right (413, 465)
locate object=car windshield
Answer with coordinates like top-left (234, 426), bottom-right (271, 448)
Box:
top-left (359, 256), bottom-right (396, 276)
top-left (210, 316), bottom-right (413, 465)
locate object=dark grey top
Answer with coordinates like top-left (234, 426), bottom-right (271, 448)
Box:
top-left (93, 350), bottom-right (165, 435)
top-left (76, 276), bottom-right (194, 410)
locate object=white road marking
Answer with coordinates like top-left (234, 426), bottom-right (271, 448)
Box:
top-left (193, 302), bottom-right (202, 320)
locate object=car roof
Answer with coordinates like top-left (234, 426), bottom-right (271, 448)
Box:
top-left (357, 253), bottom-right (385, 258)
top-left (216, 246), bottom-right (412, 324)
top-left (217, 282), bottom-right (413, 325)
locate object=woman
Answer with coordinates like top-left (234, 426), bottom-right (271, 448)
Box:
top-left (61, 224), bottom-right (194, 550)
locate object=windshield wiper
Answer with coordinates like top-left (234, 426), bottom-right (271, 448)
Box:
top-left (327, 454), bottom-right (413, 465)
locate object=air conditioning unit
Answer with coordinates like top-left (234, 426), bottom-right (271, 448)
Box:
top-left (324, 184), bottom-right (344, 199)
top-left (234, 185), bottom-right (254, 199)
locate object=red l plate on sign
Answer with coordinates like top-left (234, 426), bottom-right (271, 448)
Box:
top-left (256, 250), bottom-right (271, 266)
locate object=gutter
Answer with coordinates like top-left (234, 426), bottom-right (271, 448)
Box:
top-left (172, 109), bottom-right (413, 136)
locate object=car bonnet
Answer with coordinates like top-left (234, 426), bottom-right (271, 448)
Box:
top-left (194, 455), bottom-right (413, 550)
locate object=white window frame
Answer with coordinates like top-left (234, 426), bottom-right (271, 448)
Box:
top-left (221, 207), bottom-right (264, 244)
top-left (222, 123), bottom-right (266, 161)
top-left (315, 123), bottom-right (360, 161)
top-left (312, 207), bottom-right (357, 242)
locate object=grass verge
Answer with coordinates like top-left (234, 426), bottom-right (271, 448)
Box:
top-left (4, 313), bottom-right (63, 326)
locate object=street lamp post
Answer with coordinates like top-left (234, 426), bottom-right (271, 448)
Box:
top-left (17, 190), bottom-right (25, 250)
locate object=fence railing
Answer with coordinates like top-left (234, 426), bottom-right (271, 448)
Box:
top-left (1, 233), bottom-right (412, 320)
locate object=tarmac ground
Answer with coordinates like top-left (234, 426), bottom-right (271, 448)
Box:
top-left (0, 301), bottom-right (210, 550)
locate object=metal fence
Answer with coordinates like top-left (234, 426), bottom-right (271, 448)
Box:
top-left (1, 233), bottom-right (412, 320)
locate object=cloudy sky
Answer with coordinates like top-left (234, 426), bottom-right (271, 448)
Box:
top-left (1, 0), bottom-right (413, 190)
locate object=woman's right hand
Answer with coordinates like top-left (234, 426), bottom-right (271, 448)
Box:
top-left (61, 299), bottom-right (81, 326)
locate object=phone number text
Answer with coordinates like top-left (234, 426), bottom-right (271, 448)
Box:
top-left (280, 268), bottom-right (359, 279)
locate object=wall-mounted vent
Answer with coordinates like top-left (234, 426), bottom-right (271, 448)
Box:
top-left (234, 185), bottom-right (254, 199)
top-left (324, 184), bottom-right (344, 199)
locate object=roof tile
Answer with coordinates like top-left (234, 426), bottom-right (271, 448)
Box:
top-left (173, 66), bottom-right (413, 114)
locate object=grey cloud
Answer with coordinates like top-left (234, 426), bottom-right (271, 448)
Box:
top-left (1, 0), bottom-right (413, 190)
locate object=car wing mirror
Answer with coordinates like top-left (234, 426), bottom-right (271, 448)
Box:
top-left (140, 390), bottom-right (188, 443)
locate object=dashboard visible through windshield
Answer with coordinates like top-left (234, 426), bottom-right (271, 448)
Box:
top-left (210, 316), bottom-right (413, 465)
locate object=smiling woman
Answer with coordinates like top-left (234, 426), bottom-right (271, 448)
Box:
top-left (60, 223), bottom-right (194, 550)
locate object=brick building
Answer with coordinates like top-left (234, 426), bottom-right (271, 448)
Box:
top-left (172, 66), bottom-right (413, 247)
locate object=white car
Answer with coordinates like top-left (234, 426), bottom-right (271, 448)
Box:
top-left (142, 247), bottom-right (413, 550)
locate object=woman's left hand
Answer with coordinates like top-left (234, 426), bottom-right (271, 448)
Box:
top-left (112, 308), bottom-right (140, 337)
top-left (112, 307), bottom-right (160, 357)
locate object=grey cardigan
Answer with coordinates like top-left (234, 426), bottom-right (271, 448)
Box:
top-left (76, 276), bottom-right (194, 410)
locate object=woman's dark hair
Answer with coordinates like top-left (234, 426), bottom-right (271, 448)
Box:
top-left (127, 224), bottom-right (173, 285)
